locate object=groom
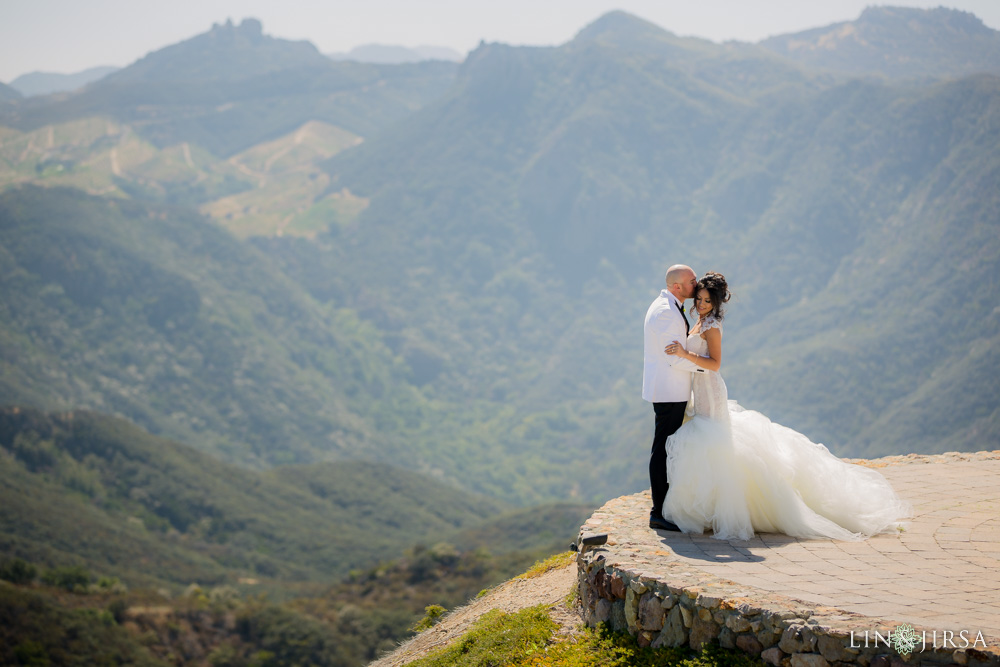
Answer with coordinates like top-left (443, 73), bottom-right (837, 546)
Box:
top-left (643, 264), bottom-right (705, 532)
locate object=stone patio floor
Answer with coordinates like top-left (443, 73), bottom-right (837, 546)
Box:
top-left (583, 451), bottom-right (1000, 647)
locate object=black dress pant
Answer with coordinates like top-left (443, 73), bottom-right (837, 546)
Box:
top-left (649, 401), bottom-right (687, 516)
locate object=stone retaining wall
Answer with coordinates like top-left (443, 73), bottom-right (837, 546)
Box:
top-left (577, 548), bottom-right (998, 666)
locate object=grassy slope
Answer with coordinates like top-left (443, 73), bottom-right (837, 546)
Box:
top-left (0, 116), bottom-right (250, 205)
top-left (0, 406), bottom-right (509, 590)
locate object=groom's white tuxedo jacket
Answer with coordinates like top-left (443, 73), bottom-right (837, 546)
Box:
top-left (642, 289), bottom-right (704, 403)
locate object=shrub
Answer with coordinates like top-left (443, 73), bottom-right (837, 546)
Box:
top-left (41, 565), bottom-right (91, 591)
top-left (108, 598), bottom-right (129, 624)
top-left (412, 604), bottom-right (447, 632)
top-left (0, 558), bottom-right (37, 585)
top-left (13, 641), bottom-right (49, 666)
top-left (96, 576), bottom-right (128, 594)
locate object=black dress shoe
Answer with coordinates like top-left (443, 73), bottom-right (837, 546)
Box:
top-left (649, 514), bottom-right (682, 532)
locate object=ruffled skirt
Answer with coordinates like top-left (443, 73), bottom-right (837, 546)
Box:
top-left (662, 402), bottom-right (910, 541)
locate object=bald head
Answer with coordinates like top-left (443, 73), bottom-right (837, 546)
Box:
top-left (665, 264), bottom-right (697, 300)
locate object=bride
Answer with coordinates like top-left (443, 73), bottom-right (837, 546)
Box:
top-left (661, 272), bottom-right (910, 541)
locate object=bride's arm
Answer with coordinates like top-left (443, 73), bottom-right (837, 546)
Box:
top-left (666, 327), bottom-right (722, 372)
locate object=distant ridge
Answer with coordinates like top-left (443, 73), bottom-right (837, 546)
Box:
top-left (0, 18), bottom-right (458, 156)
top-left (0, 81), bottom-right (21, 102)
top-left (328, 44), bottom-right (464, 63)
top-left (103, 17), bottom-right (329, 83)
top-left (566, 9), bottom-right (761, 70)
top-left (760, 5), bottom-right (1000, 79)
top-left (10, 66), bottom-right (119, 97)
top-left (572, 9), bottom-right (677, 45)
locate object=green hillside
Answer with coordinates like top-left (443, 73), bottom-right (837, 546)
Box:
top-left (0, 116), bottom-right (251, 205)
top-left (0, 405), bottom-right (589, 666)
top-left (0, 585), bottom-right (167, 667)
top-left (445, 503), bottom-right (594, 555)
top-left (0, 526), bottom-right (588, 667)
top-left (200, 120), bottom-right (368, 238)
top-left (0, 406), bottom-right (510, 589)
top-left (0, 185), bottom-right (408, 466)
top-left (0, 114), bottom-right (364, 231)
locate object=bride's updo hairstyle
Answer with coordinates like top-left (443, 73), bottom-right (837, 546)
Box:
top-left (697, 272), bottom-right (731, 321)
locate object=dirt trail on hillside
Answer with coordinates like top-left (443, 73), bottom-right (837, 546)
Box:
top-left (369, 563), bottom-right (581, 667)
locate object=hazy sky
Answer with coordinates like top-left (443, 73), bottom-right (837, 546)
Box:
top-left (3, 0), bottom-right (999, 83)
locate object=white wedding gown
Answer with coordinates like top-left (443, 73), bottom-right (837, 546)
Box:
top-left (662, 317), bottom-right (910, 541)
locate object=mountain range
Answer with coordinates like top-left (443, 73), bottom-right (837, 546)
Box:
top-left (0, 18), bottom-right (458, 157)
top-left (760, 6), bottom-right (1000, 79)
top-left (8, 66), bottom-right (119, 97)
top-left (2, 7), bottom-right (997, 493)
top-left (312, 9), bottom-right (999, 458)
top-left (4, 42), bottom-right (462, 100)
top-left (1, 2), bottom-right (998, 575)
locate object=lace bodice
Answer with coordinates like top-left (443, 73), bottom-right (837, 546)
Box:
top-left (687, 317), bottom-right (729, 423)
top-left (691, 315), bottom-right (722, 337)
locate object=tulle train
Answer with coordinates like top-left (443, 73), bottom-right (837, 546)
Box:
top-left (663, 402), bottom-right (911, 541)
